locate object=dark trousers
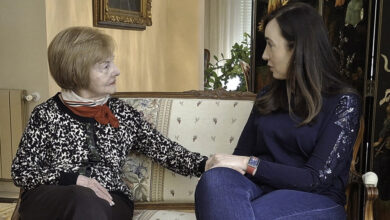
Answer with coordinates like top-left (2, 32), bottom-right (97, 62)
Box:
top-left (19, 185), bottom-right (133, 220)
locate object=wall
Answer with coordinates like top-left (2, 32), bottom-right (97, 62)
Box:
top-left (0, 0), bottom-right (204, 114)
top-left (0, 0), bottom-right (48, 113)
top-left (45, 0), bottom-right (204, 96)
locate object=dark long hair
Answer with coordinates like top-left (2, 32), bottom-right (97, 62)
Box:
top-left (255, 2), bottom-right (356, 125)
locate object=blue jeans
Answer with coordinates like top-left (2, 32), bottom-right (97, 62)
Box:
top-left (195, 167), bottom-right (346, 220)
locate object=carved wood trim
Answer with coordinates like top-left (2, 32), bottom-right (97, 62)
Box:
top-left (348, 117), bottom-right (365, 186)
top-left (113, 89), bottom-right (256, 100)
top-left (350, 117), bottom-right (364, 174)
top-left (134, 202), bottom-right (195, 210)
top-left (364, 186), bottom-right (379, 220)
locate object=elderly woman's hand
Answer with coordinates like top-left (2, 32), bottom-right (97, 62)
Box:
top-left (205, 154), bottom-right (250, 175)
top-left (76, 175), bottom-right (115, 206)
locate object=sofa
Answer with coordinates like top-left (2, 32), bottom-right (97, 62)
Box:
top-left (11, 90), bottom-right (378, 220)
top-left (115, 90), bottom-right (255, 220)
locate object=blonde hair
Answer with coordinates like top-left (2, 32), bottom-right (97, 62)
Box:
top-left (48, 26), bottom-right (115, 90)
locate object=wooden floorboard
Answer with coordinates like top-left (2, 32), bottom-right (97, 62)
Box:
top-left (0, 203), bottom-right (16, 220)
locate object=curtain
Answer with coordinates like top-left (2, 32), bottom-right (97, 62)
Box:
top-left (205, 0), bottom-right (252, 62)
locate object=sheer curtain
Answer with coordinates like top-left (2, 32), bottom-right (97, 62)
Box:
top-left (204, 0), bottom-right (252, 61)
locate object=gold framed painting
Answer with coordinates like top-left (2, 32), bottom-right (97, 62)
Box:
top-left (93, 0), bottom-right (152, 30)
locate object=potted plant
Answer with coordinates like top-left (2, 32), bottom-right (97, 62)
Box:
top-left (204, 33), bottom-right (251, 92)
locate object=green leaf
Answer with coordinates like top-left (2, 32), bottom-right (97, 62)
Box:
top-left (204, 32), bottom-right (251, 91)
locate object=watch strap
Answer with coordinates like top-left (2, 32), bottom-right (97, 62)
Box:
top-left (246, 156), bottom-right (260, 176)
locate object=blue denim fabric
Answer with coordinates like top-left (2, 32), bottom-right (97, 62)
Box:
top-left (195, 168), bottom-right (346, 220)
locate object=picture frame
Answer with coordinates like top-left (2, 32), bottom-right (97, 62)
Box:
top-left (93, 0), bottom-right (152, 30)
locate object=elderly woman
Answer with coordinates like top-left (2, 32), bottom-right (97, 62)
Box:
top-left (11, 27), bottom-right (207, 220)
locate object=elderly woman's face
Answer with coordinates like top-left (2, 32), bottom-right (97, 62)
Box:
top-left (78, 56), bottom-right (120, 100)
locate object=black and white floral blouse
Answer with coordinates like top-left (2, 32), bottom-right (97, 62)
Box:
top-left (11, 93), bottom-right (207, 201)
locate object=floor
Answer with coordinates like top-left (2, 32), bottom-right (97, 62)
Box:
top-left (0, 181), bottom-right (19, 220)
top-left (0, 203), bottom-right (16, 220)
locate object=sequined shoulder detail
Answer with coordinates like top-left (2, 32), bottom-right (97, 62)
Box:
top-left (319, 94), bottom-right (360, 180)
top-left (334, 95), bottom-right (360, 131)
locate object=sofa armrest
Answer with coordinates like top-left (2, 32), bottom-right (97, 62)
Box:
top-left (362, 172), bottom-right (379, 220)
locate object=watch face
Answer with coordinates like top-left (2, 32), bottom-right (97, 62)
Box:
top-left (248, 157), bottom-right (259, 167)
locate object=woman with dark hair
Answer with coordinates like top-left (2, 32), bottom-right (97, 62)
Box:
top-left (195, 2), bottom-right (360, 220)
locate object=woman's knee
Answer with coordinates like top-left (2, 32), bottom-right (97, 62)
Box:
top-left (19, 185), bottom-right (111, 220)
top-left (196, 167), bottom-right (254, 199)
top-left (63, 185), bottom-right (110, 208)
top-left (197, 167), bottom-right (242, 188)
top-left (61, 185), bottom-right (112, 219)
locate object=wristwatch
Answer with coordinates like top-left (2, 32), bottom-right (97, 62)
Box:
top-left (246, 156), bottom-right (260, 176)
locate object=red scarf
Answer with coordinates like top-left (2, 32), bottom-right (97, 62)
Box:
top-left (60, 91), bottom-right (119, 128)
top-left (66, 104), bottom-right (119, 128)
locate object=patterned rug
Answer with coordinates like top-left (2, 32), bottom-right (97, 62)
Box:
top-left (0, 203), bottom-right (16, 220)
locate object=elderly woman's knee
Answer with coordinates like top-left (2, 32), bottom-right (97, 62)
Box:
top-left (63, 185), bottom-right (109, 208)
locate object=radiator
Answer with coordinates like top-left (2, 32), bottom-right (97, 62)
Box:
top-left (0, 89), bottom-right (26, 180)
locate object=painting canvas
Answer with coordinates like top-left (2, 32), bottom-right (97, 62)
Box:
top-left (108, 0), bottom-right (141, 12)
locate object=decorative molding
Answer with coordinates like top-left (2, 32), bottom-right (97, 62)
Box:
top-left (184, 89), bottom-right (256, 100)
top-left (134, 202), bottom-right (194, 210)
top-left (157, 99), bottom-right (172, 137)
top-left (379, 89), bottom-right (390, 106)
top-left (150, 162), bottom-right (164, 201)
top-left (113, 89), bottom-right (256, 101)
top-left (380, 54), bottom-right (390, 72)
